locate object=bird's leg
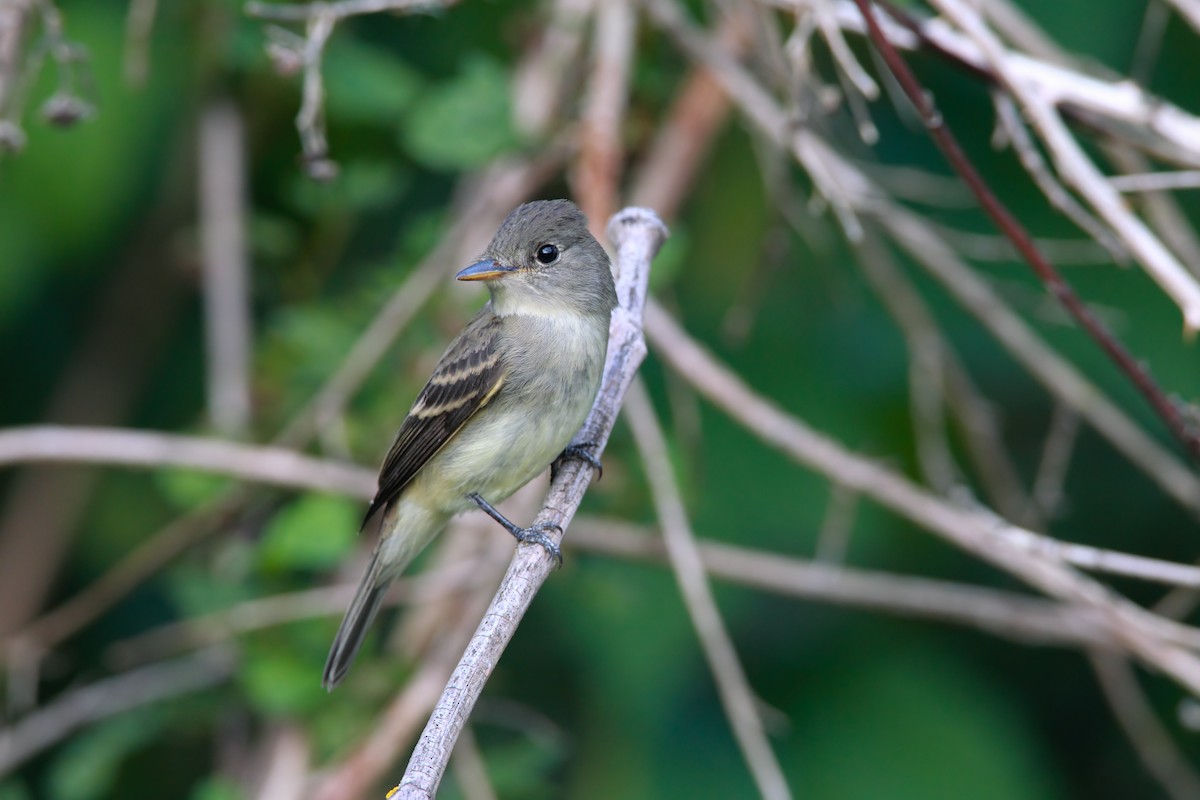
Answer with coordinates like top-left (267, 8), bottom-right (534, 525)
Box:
top-left (552, 440), bottom-right (603, 481)
top-left (467, 492), bottom-right (563, 567)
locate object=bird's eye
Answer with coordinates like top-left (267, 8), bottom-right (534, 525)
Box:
top-left (535, 243), bottom-right (559, 264)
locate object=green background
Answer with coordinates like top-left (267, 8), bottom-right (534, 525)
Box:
top-left (1, 1), bottom-right (1198, 797)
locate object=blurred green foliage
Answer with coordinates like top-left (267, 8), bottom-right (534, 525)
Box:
top-left (2, 0), bottom-right (1199, 798)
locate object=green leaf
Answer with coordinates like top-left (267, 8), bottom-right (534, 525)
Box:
top-left (240, 650), bottom-right (325, 716)
top-left (797, 648), bottom-right (1061, 800)
top-left (167, 554), bottom-right (256, 617)
top-left (190, 776), bottom-right (245, 800)
top-left (155, 468), bottom-right (232, 510)
top-left (325, 39), bottom-right (423, 123)
top-left (0, 781), bottom-right (32, 800)
top-left (259, 493), bottom-right (358, 572)
top-left (47, 714), bottom-right (164, 800)
top-left (286, 158), bottom-right (410, 215)
top-left (402, 56), bottom-right (518, 170)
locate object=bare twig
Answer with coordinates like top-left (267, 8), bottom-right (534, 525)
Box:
top-left (511, 0), bottom-right (594, 138)
top-left (574, 0), bottom-right (634, 230)
top-left (276, 152), bottom-right (567, 449)
top-left (1029, 403), bottom-right (1079, 521)
top-left (245, 0), bottom-right (444, 22)
top-left (644, 0), bottom-right (1200, 513)
top-left (1164, 0), bottom-right (1200, 37)
top-left (296, 9), bottom-right (335, 176)
top-left (808, 0), bottom-right (1200, 165)
top-left (12, 489), bottom-right (255, 654)
top-left (0, 647), bottom-right (235, 774)
top-left (104, 559), bottom-right (486, 668)
top-left (9, 152), bottom-right (564, 654)
top-left (567, 518), bottom-right (1121, 650)
top-left (311, 560), bottom-right (498, 800)
top-left (0, 0), bottom-right (34, 150)
top-left (1130, 0), bottom-right (1170, 86)
top-left (992, 92), bottom-right (1126, 262)
top-left (390, 207), bottom-right (668, 799)
top-left (252, 724), bottom-right (311, 800)
top-left (626, 379), bottom-right (792, 800)
top-left (448, 725), bottom-right (498, 800)
top-left (123, 0), bottom-right (159, 85)
top-left (1109, 170), bottom-right (1200, 193)
top-left (855, 227), bottom-right (1032, 519)
top-left (856, 230), bottom-right (963, 497)
top-left (0, 424), bottom-right (375, 496)
top-left (814, 484), bottom-right (858, 564)
top-left (1090, 651), bottom-right (1200, 800)
top-left (930, 0), bottom-right (1200, 331)
top-left (854, 0), bottom-right (1200, 463)
top-left (199, 97), bottom-right (252, 436)
top-left (881, 207), bottom-right (1200, 515)
top-left (245, 0), bottom-right (454, 171)
top-left (642, 301), bottom-right (1200, 694)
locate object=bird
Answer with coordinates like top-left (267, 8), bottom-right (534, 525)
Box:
top-left (322, 199), bottom-right (617, 690)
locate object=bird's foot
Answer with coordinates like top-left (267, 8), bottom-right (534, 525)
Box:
top-left (512, 521), bottom-right (563, 568)
top-left (468, 493), bottom-right (564, 567)
top-left (553, 441), bottom-right (603, 481)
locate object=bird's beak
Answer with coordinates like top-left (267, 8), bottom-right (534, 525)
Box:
top-left (456, 259), bottom-right (517, 282)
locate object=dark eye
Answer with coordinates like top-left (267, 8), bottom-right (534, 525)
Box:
top-left (535, 243), bottom-right (559, 264)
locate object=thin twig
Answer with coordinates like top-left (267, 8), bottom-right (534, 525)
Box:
top-left (0, 647), bottom-right (235, 774)
top-left (252, 724), bottom-right (311, 800)
top-left (567, 518), bottom-right (1122, 650)
top-left (123, 0), bottom-right (159, 85)
top-left (855, 226), bottom-right (1032, 518)
top-left (511, 0), bottom-right (595, 139)
top-left (1089, 651), bottom-right (1200, 800)
top-left (1164, 0), bottom-right (1200, 37)
top-left (245, 0), bottom-right (444, 22)
top-left (448, 725), bottom-right (499, 800)
top-left (104, 559), bottom-right (485, 668)
top-left (276, 152), bottom-right (567, 449)
top-left (296, 9), bottom-right (335, 175)
top-left (1130, 0), bottom-right (1170, 87)
top-left (10, 153), bottom-right (564, 654)
top-left (199, 98), bottom-right (252, 436)
top-left (643, 0), bottom-right (1200, 513)
top-left (311, 560), bottom-right (499, 800)
top-left (625, 379), bottom-right (793, 800)
top-left (881, 206), bottom-right (1200, 515)
top-left (0, 0), bottom-right (35, 150)
top-left (390, 208), bottom-right (668, 799)
top-left (855, 0), bottom-right (1200, 463)
top-left (855, 230), bottom-right (963, 497)
top-left (642, 300), bottom-right (1200, 694)
top-left (991, 92), bottom-right (1126, 262)
top-left (807, 0), bottom-right (1200, 165)
top-left (1109, 170), bottom-right (1200, 193)
top-left (814, 484), bottom-right (858, 564)
top-left (1029, 403), bottom-right (1079, 521)
top-left (574, 0), bottom-right (634, 230)
top-left (0, 424), bottom-right (375, 496)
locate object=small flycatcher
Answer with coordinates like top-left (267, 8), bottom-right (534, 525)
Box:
top-left (323, 199), bottom-right (617, 690)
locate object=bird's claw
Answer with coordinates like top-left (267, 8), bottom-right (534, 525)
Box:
top-left (554, 441), bottom-right (603, 481)
top-left (514, 521), bottom-right (563, 568)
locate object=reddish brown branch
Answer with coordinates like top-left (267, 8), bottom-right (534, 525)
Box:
top-left (853, 0), bottom-right (1200, 465)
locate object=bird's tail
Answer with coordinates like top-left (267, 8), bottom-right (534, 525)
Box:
top-left (322, 550), bottom-right (392, 691)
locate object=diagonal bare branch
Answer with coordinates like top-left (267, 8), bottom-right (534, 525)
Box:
top-left (390, 207), bottom-right (668, 799)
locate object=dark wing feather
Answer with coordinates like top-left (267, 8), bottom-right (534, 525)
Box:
top-left (361, 310), bottom-right (506, 527)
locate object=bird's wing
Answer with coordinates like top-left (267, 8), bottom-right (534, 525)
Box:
top-left (361, 309), bottom-right (506, 526)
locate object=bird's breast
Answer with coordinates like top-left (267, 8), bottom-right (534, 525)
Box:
top-left (424, 311), bottom-right (609, 511)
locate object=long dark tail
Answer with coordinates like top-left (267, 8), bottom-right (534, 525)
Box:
top-left (323, 551), bottom-right (391, 691)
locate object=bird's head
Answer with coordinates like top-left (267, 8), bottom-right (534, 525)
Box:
top-left (456, 199), bottom-right (617, 318)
